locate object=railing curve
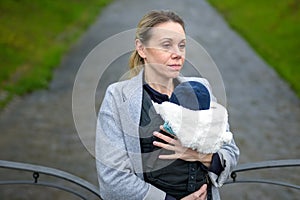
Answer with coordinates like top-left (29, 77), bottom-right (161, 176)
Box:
top-left (225, 159), bottom-right (300, 190)
top-left (0, 160), bottom-right (102, 200)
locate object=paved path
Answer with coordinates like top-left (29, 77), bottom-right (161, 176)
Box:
top-left (1, 0), bottom-right (299, 199)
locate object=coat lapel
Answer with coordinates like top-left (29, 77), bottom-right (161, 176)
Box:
top-left (118, 71), bottom-right (144, 175)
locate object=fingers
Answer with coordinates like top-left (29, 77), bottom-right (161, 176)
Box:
top-left (195, 184), bottom-right (207, 200)
top-left (198, 184), bottom-right (207, 195)
top-left (153, 131), bottom-right (181, 159)
top-left (153, 131), bottom-right (177, 145)
top-left (153, 140), bottom-right (175, 151)
top-left (180, 184), bottom-right (208, 200)
top-left (159, 125), bottom-right (167, 132)
top-left (157, 153), bottom-right (178, 160)
top-left (153, 130), bottom-right (195, 159)
top-left (159, 125), bottom-right (178, 139)
top-left (153, 131), bottom-right (177, 157)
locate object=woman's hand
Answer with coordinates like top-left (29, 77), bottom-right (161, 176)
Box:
top-left (153, 126), bottom-right (213, 167)
top-left (181, 184), bottom-right (207, 200)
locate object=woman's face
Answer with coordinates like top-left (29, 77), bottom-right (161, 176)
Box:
top-left (137, 21), bottom-right (186, 80)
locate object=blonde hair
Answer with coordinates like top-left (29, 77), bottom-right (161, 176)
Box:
top-left (128, 10), bottom-right (185, 77)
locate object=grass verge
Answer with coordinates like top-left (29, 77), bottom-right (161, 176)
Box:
top-left (0, 0), bottom-right (112, 109)
top-left (207, 0), bottom-right (300, 97)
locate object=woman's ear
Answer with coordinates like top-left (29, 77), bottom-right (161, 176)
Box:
top-left (135, 39), bottom-right (146, 59)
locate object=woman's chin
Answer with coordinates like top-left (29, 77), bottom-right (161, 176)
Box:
top-left (168, 71), bottom-right (181, 78)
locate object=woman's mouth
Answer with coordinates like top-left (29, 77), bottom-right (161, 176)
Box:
top-left (168, 64), bottom-right (182, 71)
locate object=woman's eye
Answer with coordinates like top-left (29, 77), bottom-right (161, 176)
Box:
top-left (162, 43), bottom-right (171, 49)
top-left (179, 43), bottom-right (186, 50)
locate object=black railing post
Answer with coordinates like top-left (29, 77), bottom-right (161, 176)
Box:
top-left (230, 171), bottom-right (237, 182)
top-left (33, 172), bottom-right (39, 183)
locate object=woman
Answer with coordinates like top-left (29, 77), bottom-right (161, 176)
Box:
top-left (96, 10), bottom-right (239, 200)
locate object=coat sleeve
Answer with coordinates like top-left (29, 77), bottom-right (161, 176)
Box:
top-left (96, 84), bottom-right (166, 200)
top-left (208, 137), bottom-right (239, 187)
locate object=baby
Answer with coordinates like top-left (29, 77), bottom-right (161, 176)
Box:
top-left (153, 81), bottom-right (232, 154)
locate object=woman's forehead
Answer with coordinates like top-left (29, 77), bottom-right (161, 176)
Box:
top-left (150, 22), bottom-right (186, 41)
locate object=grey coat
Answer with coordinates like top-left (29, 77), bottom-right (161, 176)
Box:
top-left (96, 70), bottom-right (239, 200)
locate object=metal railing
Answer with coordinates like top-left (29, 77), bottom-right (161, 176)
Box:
top-left (225, 159), bottom-right (300, 190)
top-left (0, 160), bottom-right (101, 200)
top-left (0, 159), bottom-right (299, 199)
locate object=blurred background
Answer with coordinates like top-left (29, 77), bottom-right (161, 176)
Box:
top-left (0, 0), bottom-right (299, 199)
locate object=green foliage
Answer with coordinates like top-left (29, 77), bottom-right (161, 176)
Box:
top-left (0, 0), bottom-right (112, 109)
top-left (208, 0), bottom-right (300, 97)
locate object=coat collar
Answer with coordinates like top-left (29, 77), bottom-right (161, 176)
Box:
top-left (121, 69), bottom-right (144, 102)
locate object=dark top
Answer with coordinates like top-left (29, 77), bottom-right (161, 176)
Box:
top-left (139, 83), bottom-right (222, 199)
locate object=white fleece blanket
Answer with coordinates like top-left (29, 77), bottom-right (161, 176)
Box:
top-left (153, 101), bottom-right (233, 154)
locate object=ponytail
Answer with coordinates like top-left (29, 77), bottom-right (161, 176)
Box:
top-left (128, 50), bottom-right (144, 78)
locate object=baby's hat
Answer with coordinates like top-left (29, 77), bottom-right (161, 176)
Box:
top-left (169, 81), bottom-right (210, 110)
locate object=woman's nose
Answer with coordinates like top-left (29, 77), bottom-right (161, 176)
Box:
top-left (170, 48), bottom-right (183, 59)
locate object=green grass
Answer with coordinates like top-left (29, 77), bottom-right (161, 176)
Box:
top-left (208, 0), bottom-right (300, 97)
top-left (0, 0), bottom-right (112, 109)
